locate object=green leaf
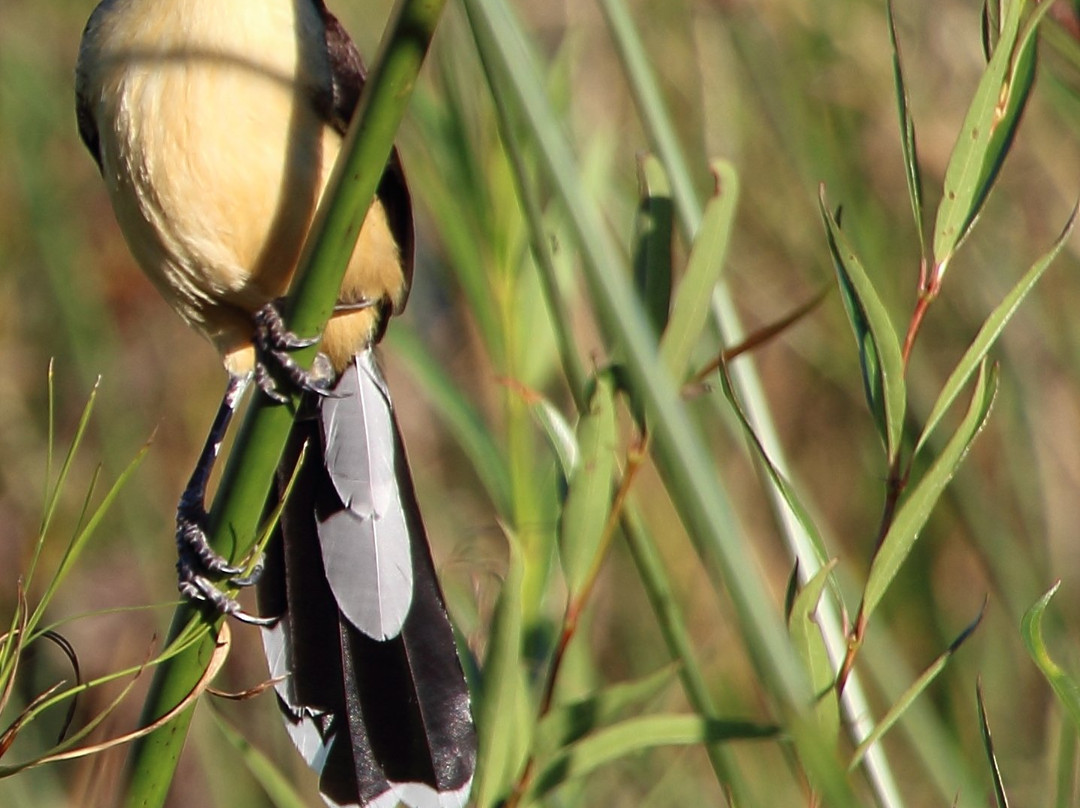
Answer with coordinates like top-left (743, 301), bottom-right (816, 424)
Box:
top-left (819, 187), bottom-right (906, 464)
top-left (659, 160), bottom-right (739, 381)
top-left (887, 0), bottom-right (926, 260)
top-left (387, 325), bottom-right (513, 520)
top-left (716, 362), bottom-right (833, 573)
top-left (788, 560), bottom-right (841, 743)
top-left (977, 678), bottom-right (1011, 808)
top-left (527, 714), bottom-right (778, 800)
top-left (211, 711), bottom-right (309, 808)
top-left (863, 360), bottom-right (998, 619)
top-left (633, 154), bottom-right (675, 335)
top-left (476, 527), bottom-right (531, 807)
top-left (932, 0), bottom-right (1053, 280)
top-left (558, 375), bottom-right (618, 597)
top-left (534, 664), bottom-right (681, 755)
top-left (916, 205), bottom-right (1076, 458)
top-left (982, 0), bottom-right (1005, 60)
top-left (530, 395), bottom-right (580, 481)
top-left (851, 601), bottom-right (985, 768)
top-left (1021, 583), bottom-right (1080, 732)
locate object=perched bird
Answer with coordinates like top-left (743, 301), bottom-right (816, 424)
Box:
top-left (75, 1), bottom-right (476, 805)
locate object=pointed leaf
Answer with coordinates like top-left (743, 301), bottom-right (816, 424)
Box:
top-left (977, 679), bottom-right (1011, 808)
top-left (982, 0), bottom-right (1004, 60)
top-left (531, 396), bottom-right (580, 480)
top-left (528, 714), bottom-right (778, 800)
top-left (387, 325), bottom-right (512, 520)
top-left (475, 528), bottom-right (531, 806)
top-left (917, 205), bottom-right (1076, 457)
top-left (932, 0), bottom-right (1053, 278)
top-left (716, 361), bottom-right (833, 573)
top-left (851, 601), bottom-right (985, 767)
top-left (559, 375), bottom-right (617, 596)
top-left (535, 664), bottom-right (680, 755)
top-left (1021, 583), bottom-right (1080, 732)
top-left (788, 560), bottom-right (841, 742)
top-left (633, 154), bottom-right (674, 335)
top-left (863, 361), bottom-right (998, 619)
top-left (887, 0), bottom-right (926, 259)
top-left (211, 711), bottom-right (309, 808)
top-left (819, 187), bottom-right (906, 463)
top-left (659, 160), bottom-right (739, 381)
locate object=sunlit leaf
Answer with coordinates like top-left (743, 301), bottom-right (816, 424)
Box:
top-left (851, 601), bottom-right (985, 767)
top-left (916, 205), bottom-right (1076, 458)
top-left (788, 560), bottom-right (840, 742)
top-left (819, 187), bottom-right (906, 464)
top-left (932, 0), bottom-right (1054, 282)
top-left (716, 362), bottom-right (833, 572)
top-left (387, 325), bottom-right (512, 519)
top-left (1021, 583), bottom-right (1080, 732)
top-left (475, 527), bottom-right (530, 807)
top-left (535, 664), bottom-right (680, 754)
top-left (660, 160), bottom-right (739, 381)
top-left (887, 0), bottom-right (926, 259)
top-left (863, 361), bottom-right (997, 619)
top-left (559, 376), bottom-right (617, 596)
top-left (528, 714), bottom-right (778, 800)
top-left (211, 711), bottom-right (309, 808)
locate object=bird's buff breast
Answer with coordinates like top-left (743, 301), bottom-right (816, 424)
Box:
top-left (92, 9), bottom-right (332, 348)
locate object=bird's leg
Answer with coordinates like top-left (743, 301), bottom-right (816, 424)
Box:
top-left (176, 371), bottom-right (275, 625)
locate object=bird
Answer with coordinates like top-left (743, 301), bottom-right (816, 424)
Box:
top-left (74, 1), bottom-right (476, 806)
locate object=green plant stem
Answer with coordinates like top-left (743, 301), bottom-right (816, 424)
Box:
top-left (121, 3), bottom-right (446, 805)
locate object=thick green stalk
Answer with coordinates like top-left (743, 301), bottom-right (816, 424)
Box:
top-left (122, 2), bottom-right (446, 805)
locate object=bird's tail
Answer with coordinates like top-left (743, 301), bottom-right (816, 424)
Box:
top-left (258, 348), bottom-right (476, 808)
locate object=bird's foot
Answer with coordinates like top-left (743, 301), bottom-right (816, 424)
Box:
top-left (175, 444), bottom-right (275, 626)
top-left (253, 302), bottom-right (335, 402)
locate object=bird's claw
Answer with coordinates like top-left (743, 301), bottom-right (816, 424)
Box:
top-left (253, 302), bottom-right (335, 401)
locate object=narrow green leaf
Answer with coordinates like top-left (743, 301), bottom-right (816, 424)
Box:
top-left (863, 360), bottom-right (998, 619)
top-left (211, 711), bottom-right (309, 808)
top-left (528, 714), bottom-right (778, 800)
top-left (386, 325), bottom-right (513, 520)
top-left (534, 664), bottom-right (681, 755)
top-left (476, 527), bottom-right (530, 807)
top-left (819, 187), bottom-right (906, 464)
top-left (1052, 715), bottom-right (1078, 808)
top-left (530, 395), bottom-right (579, 480)
top-left (916, 204), bottom-right (1076, 457)
top-left (887, 0), bottom-right (926, 259)
top-left (851, 601), bottom-right (985, 767)
top-left (659, 160), bottom-right (739, 381)
top-left (977, 679), bottom-right (1011, 808)
top-left (30, 441), bottom-right (151, 630)
top-left (1021, 583), bottom-right (1080, 732)
top-left (716, 361), bottom-right (833, 572)
top-left (559, 376), bottom-right (617, 597)
top-left (982, 0), bottom-right (1004, 60)
top-left (932, 0), bottom-right (1053, 278)
top-left (633, 154), bottom-right (674, 335)
top-left (788, 560), bottom-right (841, 743)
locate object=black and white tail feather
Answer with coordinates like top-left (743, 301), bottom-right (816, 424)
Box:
top-left (258, 348), bottom-right (476, 808)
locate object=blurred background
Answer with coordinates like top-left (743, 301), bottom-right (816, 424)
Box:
top-left (2, 0), bottom-right (1080, 805)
